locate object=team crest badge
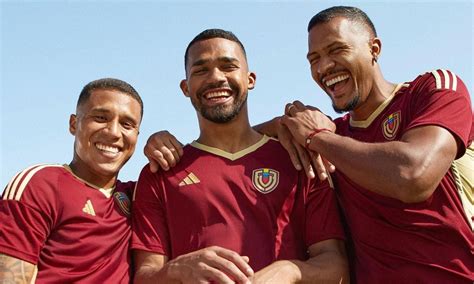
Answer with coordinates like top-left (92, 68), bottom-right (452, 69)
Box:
top-left (252, 168), bottom-right (279, 194)
top-left (382, 111), bottom-right (401, 140)
top-left (113, 191), bottom-right (131, 216)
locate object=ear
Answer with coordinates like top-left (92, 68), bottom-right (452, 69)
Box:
top-left (69, 114), bottom-right (77, 135)
top-left (370, 37), bottom-right (382, 61)
top-left (180, 79), bottom-right (190, 97)
top-left (247, 72), bottom-right (257, 90)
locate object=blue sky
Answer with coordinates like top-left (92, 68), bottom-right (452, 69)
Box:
top-left (1, 0), bottom-right (472, 189)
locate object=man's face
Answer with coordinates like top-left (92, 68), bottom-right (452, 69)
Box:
top-left (181, 38), bottom-right (256, 123)
top-left (307, 17), bottom-right (376, 113)
top-left (69, 89), bottom-right (141, 185)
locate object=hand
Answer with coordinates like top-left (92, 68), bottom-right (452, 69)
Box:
top-left (276, 119), bottom-right (316, 179)
top-left (283, 101), bottom-right (336, 179)
top-left (166, 246), bottom-right (254, 284)
top-left (144, 131), bottom-right (184, 172)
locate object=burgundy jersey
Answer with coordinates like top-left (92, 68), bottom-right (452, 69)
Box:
top-left (334, 69), bottom-right (474, 282)
top-left (0, 164), bottom-right (134, 283)
top-left (132, 136), bottom-right (344, 271)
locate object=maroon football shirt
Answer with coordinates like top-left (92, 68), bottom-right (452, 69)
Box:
top-left (132, 136), bottom-right (345, 271)
top-left (334, 69), bottom-right (474, 282)
top-left (1, 164), bottom-right (134, 283)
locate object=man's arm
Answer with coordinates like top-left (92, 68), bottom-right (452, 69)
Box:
top-left (282, 104), bottom-right (459, 203)
top-left (134, 247), bottom-right (253, 284)
top-left (252, 239), bottom-right (348, 283)
top-left (0, 253), bottom-right (37, 284)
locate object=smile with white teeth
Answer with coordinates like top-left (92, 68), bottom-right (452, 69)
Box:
top-left (324, 74), bottom-right (350, 87)
top-left (205, 91), bottom-right (231, 99)
top-left (95, 143), bottom-right (119, 153)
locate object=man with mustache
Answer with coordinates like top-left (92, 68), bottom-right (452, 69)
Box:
top-left (144, 6), bottom-right (473, 283)
top-left (132, 29), bottom-right (348, 283)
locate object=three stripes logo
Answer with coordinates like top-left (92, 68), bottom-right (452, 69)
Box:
top-left (179, 172), bottom-right (200, 187)
top-left (2, 164), bottom-right (62, 201)
top-left (431, 69), bottom-right (458, 91)
top-left (82, 199), bottom-right (96, 216)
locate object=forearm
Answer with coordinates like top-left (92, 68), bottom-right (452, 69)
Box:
top-left (254, 250), bottom-right (348, 284)
top-left (253, 116), bottom-right (281, 137)
top-left (0, 253), bottom-right (36, 284)
top-left (134, 263), bottom-right (180, 284)
top-left (309, 131), bottom-right (449, 202)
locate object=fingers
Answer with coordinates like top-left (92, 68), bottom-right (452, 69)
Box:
top-left (214, 247), bottom-right (254, 278)
top-left (293, 142), bottom-right (316, 179)
top-left (277, 123), bottom-right (302, 171)
top-left (310, 152), bottom-right (328, 181)
top-left (144, 131), bottom-right (184, 172)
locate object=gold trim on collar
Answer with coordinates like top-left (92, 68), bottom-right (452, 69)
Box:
top-left (190, 135), bottom-right (270, 161)
top-left (350, 83), bottom-right (408, 128)
top-left (63, 164), bottom-right (115, 198)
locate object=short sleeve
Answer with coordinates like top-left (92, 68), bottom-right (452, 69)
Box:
top-left (305, 178), bottom-right (345, 246)
top-left (131, 165), bottom-right (170, 256)
top-left (406, 70), bottom-right (473, 158)
top-left (0, 166), bottom-right (57, 264)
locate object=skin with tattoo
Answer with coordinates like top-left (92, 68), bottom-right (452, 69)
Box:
top-left (0, 254), bottom-right (36, 284)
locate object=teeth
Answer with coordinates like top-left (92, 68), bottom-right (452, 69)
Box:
top-left (205, 91), bottom-right (230, 99)
top-left (325, 74), bottom-right (350, 87)
top-left (96, 143), bottom-right (119, 153)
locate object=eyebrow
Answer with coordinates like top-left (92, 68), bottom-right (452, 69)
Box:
top-left (191, 56), bottom-right (239, 67)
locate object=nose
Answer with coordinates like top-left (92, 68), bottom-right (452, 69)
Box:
top-left (104, 119), bottom-right (121, 138)
top-left (207, 67), bottom-right (226, 83)
top-left (317, 56), bottom-right (335, 76)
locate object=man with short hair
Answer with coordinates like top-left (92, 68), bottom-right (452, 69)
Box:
top-left (0, 78), bottom-right (143, 283)
top-left (132, 29), bottom-right (348, 284)
top-left (278, 6), bottom-right (473, 282)
top-left (145, 6), bottom-right (473, 283)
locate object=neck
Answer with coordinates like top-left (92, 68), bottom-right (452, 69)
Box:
top-left (196, 107), bottom-right (262, 153)
top-left (68, 159), bottom-right (116, 189)
top-left (351, 68), bottom-right (397, 121)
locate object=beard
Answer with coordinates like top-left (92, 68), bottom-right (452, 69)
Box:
top-left (191, 82), bottom-right (247, 123)
top-left (332, 94), bottom-right (360, 114)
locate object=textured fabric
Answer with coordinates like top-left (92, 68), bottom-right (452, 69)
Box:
top-left (0, 164), bottom-right (134, 283)
top-left (335, 69), bottom-right (474, 282)
top-left (132, 136), bottom-right (344, 271)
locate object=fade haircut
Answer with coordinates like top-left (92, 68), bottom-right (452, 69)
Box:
top-left (308, 6), bottom-right (377, 37)
top-left (77, 78), bottom-right (144, 119)
top-left (184, 28), bottom-right (247, 70)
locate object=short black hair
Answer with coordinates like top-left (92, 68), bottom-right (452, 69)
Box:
top-left (77, 78), bottom-right (144, 119)
top-left (184, 28), bottom-right (247, 70)
top-left (308, 6), bottom-right (377, 37)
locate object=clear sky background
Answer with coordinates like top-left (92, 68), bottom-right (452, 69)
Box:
top-left (1, 0), bottom-right (472, 189)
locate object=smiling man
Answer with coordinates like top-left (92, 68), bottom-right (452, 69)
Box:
top-left (132, 29), bottom-right (348, 284)
top-left (279, 6), bottom-right (474, 283)
top-left (0, 78), bottom-right (142, 283)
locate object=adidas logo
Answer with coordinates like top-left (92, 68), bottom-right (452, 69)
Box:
top-left (179, 172), bottom-right (200, 186)
top-left (82, 199), bottom-right (96, 216)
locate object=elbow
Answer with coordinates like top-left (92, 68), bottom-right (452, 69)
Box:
top-left (397, 165), bottom-right (437, 203)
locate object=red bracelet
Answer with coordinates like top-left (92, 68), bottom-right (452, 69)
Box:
top-left (305, 128), bottom-right (331, 149)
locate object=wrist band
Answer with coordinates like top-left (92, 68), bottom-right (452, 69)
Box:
top-left (305, 128), bottom-right (331, 149)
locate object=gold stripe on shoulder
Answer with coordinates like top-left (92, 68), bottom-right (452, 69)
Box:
top-left (431, 69), bottom-right (442, 89)
top-left (350, 83), bottom-right (405, 128)
top-left (191, 135), bottom-right (270, 161)
top-left (15, 164), bottom-right (63, 201)
top-left (4, 164), bottom-right (46, 200)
